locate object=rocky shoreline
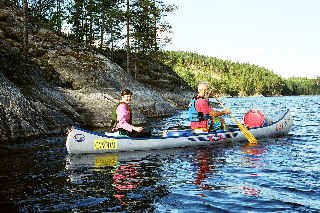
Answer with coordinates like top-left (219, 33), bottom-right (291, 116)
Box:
top-left (0, 1), bottom-right (194, 142)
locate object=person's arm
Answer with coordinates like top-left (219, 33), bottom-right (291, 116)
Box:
top-left (209, 109), bottom-right (231, 117)
top-left (209, 95), bottom-right (231, 117)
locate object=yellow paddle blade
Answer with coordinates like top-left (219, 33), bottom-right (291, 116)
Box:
top-left (213, 97), bottom-right (258, 144)
top-left (232, 116), bottom-right (258, 144)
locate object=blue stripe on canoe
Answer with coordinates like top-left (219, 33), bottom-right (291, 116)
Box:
top-left (72, 126), bottom-right (218, 140)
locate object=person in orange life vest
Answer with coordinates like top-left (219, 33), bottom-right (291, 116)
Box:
top-left (191, 82), bottom-right (231, 132)
top-left (113, 89), bottom-right (150, 138)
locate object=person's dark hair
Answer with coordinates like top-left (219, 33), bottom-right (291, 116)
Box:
top-left (120, 89), bottom-right (133, 97)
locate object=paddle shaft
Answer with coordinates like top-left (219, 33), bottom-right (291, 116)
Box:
top-left (214, 97), bottom-right (258, 144)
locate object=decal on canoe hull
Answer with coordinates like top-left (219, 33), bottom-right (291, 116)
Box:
top-left (276, 116), bottom-right (291, 132)
top-left (94, 138), bottom-right (119, 150)
top-left (73, 134), bottom-right (85, 143)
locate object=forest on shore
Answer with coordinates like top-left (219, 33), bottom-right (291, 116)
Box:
top-left (161, 51), bottom-right (320, 97)
top-left (4, 0), bottom-right (320, 97)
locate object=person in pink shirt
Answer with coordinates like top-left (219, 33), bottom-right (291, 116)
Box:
top-left (191, 82), bottom-right (231, 132)
top-left (113, 89), bottom-right (150, 137)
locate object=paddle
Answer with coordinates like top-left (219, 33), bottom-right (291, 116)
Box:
top-left (214, 97), bottom-right (258, 145)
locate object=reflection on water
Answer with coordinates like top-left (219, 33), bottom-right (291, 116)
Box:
top-left (238, 143), bottom-right (268, 197)
top-left (241, 143), bottom-right (267, 156)
top-left (66, 151), bottom-right (171, 212)
top-left (65, 147), bottom-right (229, 211)
top-left (113, 163), bottom-right (141, 203)
top-left (240, 142), bottom-right (267, 172)
top-left (194, 149), bottom-right (216, 191)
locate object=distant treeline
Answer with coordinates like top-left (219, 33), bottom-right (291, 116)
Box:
top-left (161, 51), bottom-right (320, 96)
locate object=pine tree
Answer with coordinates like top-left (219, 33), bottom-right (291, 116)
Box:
top-left (23, 0), bottom-right (29, 52)
top-left (126, 0), bottom-right (131, 74)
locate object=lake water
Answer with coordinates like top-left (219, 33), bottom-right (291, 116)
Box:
top-left (1, 96), bottom-right (320, 212)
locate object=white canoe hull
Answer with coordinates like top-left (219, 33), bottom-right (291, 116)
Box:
top-left (66, 110), bottom-right (293, 154)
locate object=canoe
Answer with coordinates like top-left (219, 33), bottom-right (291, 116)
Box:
top-left (66, 110), bottom-right (293, 154)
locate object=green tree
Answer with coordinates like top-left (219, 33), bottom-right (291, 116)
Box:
top-left (126, 0), bottom-right (131, 74)
top-left (127, 0), bottom-right (176, 75)
top-left (68, 0), bottom-right (85, 42)
top-left (23, 0), bottom-right (29, 52)
top-left (95, 0), bottom-right (124, 50)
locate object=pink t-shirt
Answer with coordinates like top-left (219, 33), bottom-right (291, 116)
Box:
top-left (191, 98), bottom-right (213, 130)
top-left (115, 103), bottom-right (134, 132)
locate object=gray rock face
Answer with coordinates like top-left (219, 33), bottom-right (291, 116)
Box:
top-left (0, 72), bottom-right (77, 141)
top-left (0, 53), bottom-right (193, 142)
top-left (0, 4), bottom-right (194, 142)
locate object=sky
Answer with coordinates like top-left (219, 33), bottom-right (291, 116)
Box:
top-left (164, 0), bottom-right (320, 78)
